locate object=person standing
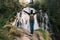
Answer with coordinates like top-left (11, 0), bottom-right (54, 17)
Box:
top-left (24, 10), bottom-right (36, 34)
top-left (29, 10), bottom-right (35, 34)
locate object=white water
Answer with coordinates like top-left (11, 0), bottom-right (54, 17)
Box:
top-left (12, 7), bottom-right (39, 32)
top-left (40, 11), bottom-right (49, 30)
top-left (12, 7), bottom-right (49, 32)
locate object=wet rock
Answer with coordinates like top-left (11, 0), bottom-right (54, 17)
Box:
top-left (12, 28), bottom-right (44, 40)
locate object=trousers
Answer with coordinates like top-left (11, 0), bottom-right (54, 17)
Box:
top-left (30, 21), bottom-right (34, 34)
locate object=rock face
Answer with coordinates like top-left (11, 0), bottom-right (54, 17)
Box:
top-left (19, 0), bottom-right (30, 7)
top-left (10, 27), bottom-right (44, 40)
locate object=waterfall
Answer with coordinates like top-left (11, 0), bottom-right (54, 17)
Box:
top-left (12, 8), bottom-right (50, 32)
top-left (40, 10), bottom-right (49, 31)
top-left (21, 7), bottom-right (39, 32)
top-left (12, 7), bottom-right (39, 32)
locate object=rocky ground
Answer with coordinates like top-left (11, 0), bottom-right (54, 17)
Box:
top-left (3, 21), bottom-right (52, 40)
top-left (4, 25), bottom-right (44, 40)
top-left (13, 28), bottom-right (44, 40)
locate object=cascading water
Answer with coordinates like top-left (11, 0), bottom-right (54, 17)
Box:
top-left (12, 7), bottom-right (39, 32)
top-left (12, 7), bottom-right (50, 31)
top-left (40, 10), bottom-right (49, 31)
top-left (13, 5), bottom-right (55, 33)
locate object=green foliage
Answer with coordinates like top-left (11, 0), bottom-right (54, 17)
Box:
top-left (32, 2), bottom-right (40, 10)
top-left (36, 29), bottom-right (46, 40)
top-left (46, 0), bottom-right (60, 38)
top-left (0, 0), bottom-right (23, 39)
top-left (0, 0), bottom-right (23, 27)
top-left (0, 25), bottom-right (19, 40)
top-left (27, 1), bottom-right (40, 10)
top-left (0, 28), bottom-right (13, 40)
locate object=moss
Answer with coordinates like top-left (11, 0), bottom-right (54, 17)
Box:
top-left (0, 25), bottom-right (18, 40)
top-left (0, 29), bottom-right (13, 40)
top-left (0, 25), bottom-right (24, 40)
top-left (35, 29), bottom-right (46, 40)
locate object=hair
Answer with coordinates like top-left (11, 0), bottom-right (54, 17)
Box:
top-left (31, 10), bottom-right (33, 14)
